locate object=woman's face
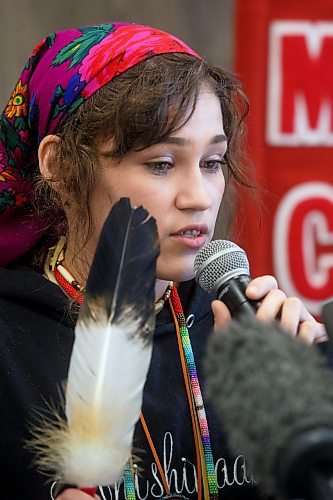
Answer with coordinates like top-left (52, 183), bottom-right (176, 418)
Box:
top-left (87, 87), bottom-right (227, 282)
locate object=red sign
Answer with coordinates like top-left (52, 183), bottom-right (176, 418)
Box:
top-left (273, 182), bottom-right (333, 315)
top-left (267, 22), bottom-right (333, 146)
top-left (235, 1), bottom-right (333, 316)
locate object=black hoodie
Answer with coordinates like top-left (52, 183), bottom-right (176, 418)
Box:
top-left (0, 264), bottom-right (283, 499)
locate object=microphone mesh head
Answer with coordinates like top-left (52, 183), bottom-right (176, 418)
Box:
top-left (194, 239), bottom-right (250, 294)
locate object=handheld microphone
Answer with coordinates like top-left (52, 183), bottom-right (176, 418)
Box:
top-left (194, 239), bottom-right (260, 318)
top-left (205, 319), bottom-right (333, 500)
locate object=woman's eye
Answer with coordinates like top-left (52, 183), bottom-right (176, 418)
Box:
top-left (145, 161), bottom-right (173, 175)
top-left (202, 159), bottom-right (226, 173)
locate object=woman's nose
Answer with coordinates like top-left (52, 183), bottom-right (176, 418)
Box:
top-left (175, 171), bottom-right (212, 211)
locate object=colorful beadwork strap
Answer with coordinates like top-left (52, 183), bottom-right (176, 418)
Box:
top-left (170, 287), bottom-right (219, 499)
top-left (123, 460), bottom-right (136, 500)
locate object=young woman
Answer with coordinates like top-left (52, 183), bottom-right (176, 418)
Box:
top-left (0, 23), bottom-right (326, 500)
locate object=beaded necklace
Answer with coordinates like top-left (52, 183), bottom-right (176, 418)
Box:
top-left (44, 237), bottom-right (173, 312)
top-left (45, 241), bottom-right (219, 499)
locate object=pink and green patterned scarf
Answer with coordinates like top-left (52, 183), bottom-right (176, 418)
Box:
top-left (0, 22), bottom-right (200, 266)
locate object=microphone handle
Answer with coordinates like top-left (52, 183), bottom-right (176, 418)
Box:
top-left (216, 275), bottom-right (261, 320)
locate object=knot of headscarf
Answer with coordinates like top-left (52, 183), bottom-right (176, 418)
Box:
top-left (0, 22), bottom-right (200, 266)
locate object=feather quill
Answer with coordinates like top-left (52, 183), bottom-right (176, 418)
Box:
top-left (29, 197), bottom-right (159, 490)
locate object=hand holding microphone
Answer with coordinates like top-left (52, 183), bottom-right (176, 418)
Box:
top-left (194, 239), bottom-right (326, 343)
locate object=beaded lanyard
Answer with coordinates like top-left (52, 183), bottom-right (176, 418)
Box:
top-left (169, 287), bottom-right (219, 500)
top-left (49, 249), bottom-right (219, 499)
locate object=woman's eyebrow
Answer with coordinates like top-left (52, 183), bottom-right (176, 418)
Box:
top-left (210, 134), bottom-right (228, 144)
top-left (161, 134), bottom-right (228, 146)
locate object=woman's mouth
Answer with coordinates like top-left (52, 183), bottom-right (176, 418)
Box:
top-left (170, 226), bottom-right (208, 249)
top-left (179, 229), bottom-right (202, 238)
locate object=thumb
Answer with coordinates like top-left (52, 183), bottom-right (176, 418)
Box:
top-left (211, 299), bottom-right (231, 332)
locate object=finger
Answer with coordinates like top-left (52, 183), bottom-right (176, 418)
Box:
top-left (297, 320), bottom-right (317, 345)
top-left (279, 297), bottom-right (304, 336)
top-left (211, 299), bottom-right (231, 332)
top-left (279, 299), bottom-right (325, 343)
top-left (255, 289), bottom-right (287, 322)
top-left (313, 323), bottom-right (329, 344)
top-left (246, 275), bottom-right (278, 300)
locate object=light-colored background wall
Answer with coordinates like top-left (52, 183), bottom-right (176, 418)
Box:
top-left (0, 0), bottom-right (235, 108)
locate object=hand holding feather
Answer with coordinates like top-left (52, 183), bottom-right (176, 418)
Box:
top-left (29, 198), bottom-right (159, 496)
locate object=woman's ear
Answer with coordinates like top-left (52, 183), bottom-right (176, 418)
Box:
top-left (38, 134), bottom-right (61, 184)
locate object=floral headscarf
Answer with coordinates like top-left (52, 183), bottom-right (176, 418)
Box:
top-left (0, 22), bottom-right (200, 266)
